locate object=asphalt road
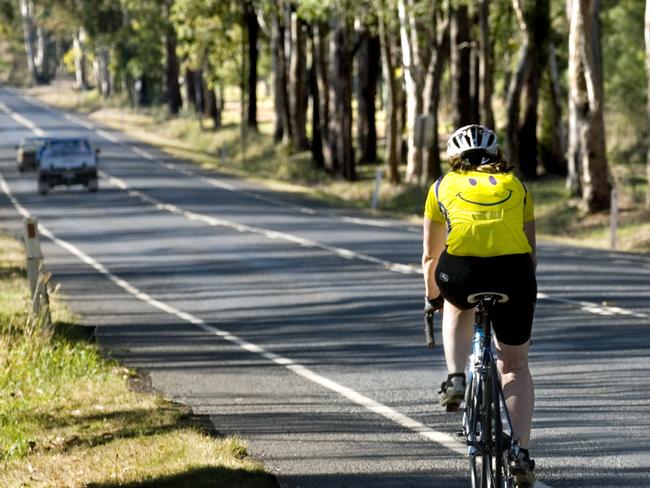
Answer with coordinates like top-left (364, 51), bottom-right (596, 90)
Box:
top-left (1, 86), bottom-right (650, 487)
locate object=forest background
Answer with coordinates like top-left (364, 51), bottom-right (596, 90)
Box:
top-left (0, 0), bottom-right (649, 240)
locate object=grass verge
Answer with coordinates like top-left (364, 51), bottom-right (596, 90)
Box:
top-left (23, 84), bottom-right (650, 254)
top-left (0, 233), bottom-right (277, 487)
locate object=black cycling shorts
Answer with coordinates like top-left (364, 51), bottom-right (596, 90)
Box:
top-left (435, 250), bottom-right (537, 346)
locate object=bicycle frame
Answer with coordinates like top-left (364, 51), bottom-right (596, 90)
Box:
top-left (463, 295), bottom-right (518, 488)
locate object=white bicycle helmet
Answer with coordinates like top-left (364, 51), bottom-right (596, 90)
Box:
top-left (446, 124), bottom-right (498, 163)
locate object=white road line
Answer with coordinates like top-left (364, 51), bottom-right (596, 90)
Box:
top-left (64, 113), bottom-right (95, 130)
top-left (99, 171), bottom-right (420, 275)
top-left (0, 101), bottom-right (46, 137)
top-left (0, 175), bottom-right (483, 469)
top-left (96, 129), bottom-right (120, 143)
top-left (536, 292), bottom-right (648, 318)
top-left (131, 146), bottom-right (155, 161)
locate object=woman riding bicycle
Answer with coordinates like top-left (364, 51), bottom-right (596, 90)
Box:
top-left (422, 124), bottom-right (537, 487)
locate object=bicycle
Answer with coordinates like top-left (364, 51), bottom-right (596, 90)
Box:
top-left (462, 292), bottom-right (519, 488)
top-left (424, 292), bottom-right (521, 487)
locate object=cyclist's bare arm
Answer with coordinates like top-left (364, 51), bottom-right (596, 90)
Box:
top-left (524, 220), bottom-right (536, 270)
top-left (422, 217), bottom-right (447, 298)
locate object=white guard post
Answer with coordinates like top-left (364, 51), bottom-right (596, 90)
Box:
top-left (23, 217), bottom-right (43, 297)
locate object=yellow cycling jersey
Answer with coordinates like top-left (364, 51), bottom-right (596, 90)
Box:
top-left (424, 169), bottom-right (534, 257)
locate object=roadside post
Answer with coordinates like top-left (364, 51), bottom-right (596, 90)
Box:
top-left (610, 186), bottom-right (618, 249)
top-left (24, 217), bottom-right (42, 297)
top-left (23, 217), bottom-right (51, 329)
top-left (371, 168), bottom-right (384, 210)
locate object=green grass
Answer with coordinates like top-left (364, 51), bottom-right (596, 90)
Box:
top-left (0, 233), bottom-right (277, 487)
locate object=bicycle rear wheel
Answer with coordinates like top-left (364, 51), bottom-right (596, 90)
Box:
top-left (488, 363), bottom-right (511, 488)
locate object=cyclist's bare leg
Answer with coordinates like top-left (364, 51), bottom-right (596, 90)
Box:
top-left (495, 340), bottom-right (534, 448)
top-left (441, 301), bottom-right (474, 375)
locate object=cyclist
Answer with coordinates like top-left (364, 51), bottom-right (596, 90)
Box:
top-left (422, 125), bottom-right (537, 487)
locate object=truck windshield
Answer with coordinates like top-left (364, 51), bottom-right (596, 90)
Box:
top-left (42, 140), bottom-right (91, 157)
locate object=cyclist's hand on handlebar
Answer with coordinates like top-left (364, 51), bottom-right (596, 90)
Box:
top-left (424, 296), bottom-right (443, 348)
top-left (424, 295), bottom-right (444, 314)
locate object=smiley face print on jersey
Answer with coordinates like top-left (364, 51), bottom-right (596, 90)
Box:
top-left (455, 173), bottom-right (519, 211)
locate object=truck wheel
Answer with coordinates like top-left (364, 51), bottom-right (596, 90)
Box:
top-left (88, 177), bottom-right (99, 192)
top-left (38, 180), bottom-right (49, 195)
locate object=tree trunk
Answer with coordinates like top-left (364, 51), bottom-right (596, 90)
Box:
top-left (271, 7), bottom-right (285, 141)
top-left (478, 0), bottom-right (494, 128)
top-left (19, 0), bottom-right (38, 85)
top-left (272, 1), bottom-right (292, 143)
top-left (398, 0), bottom-right (424, 184)
top-left (567, 0), bottom-right (584, 196)
top-left (379, 0), bottom-right (400, 184)
top-left (194, 69), bottom-right (205, 115)
top-left (290, 10), bottom-right (309, 149)
top-left (165, 26), bottom-right (182, 115)
top-left (245, 1), bottom-right (259, 129)
top-left (329, 12), bottom-right (355, 180)
top-left (185, 68), bottom-right (197, 110)
top-left (73, 29), bottom-right (88, 90)
top-left (205, 84), bottom-right (221, 128)
top-left (505, 0), bottom-right (532, 169)
top-left (541, 41), bottom-right (568, 175)
top-left (310, 43), bottom-right (324, 168)
top-left (518, 0), bottom-right (550, 179)
top-left (357, 33), bottom-right (380, 164)
top-left (646, 0), bottom-right (650, 208)
top-left (568, 0), bottom-right (611, 211)
top-left (450, 5), bottom-right (472, 128)
top-left (34, 25), bottom-right (46, 79)
top-left (314, 22), bottom-right (334, 171)
top-left (94, 48), bottom-right (111, 97)
top-left (423, 8), bottom-right (449, 183)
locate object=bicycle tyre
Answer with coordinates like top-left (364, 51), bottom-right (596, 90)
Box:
top-left (467, 374), bottom-right (490, 488)
top-left (488, 363), bottom-right (511, 488)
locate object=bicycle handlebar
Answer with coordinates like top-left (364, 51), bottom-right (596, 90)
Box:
top-left (424, 311), bottom-right (435, 348)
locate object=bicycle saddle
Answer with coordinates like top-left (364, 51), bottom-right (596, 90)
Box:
top-left (467, 292), bottom-right (509, 304)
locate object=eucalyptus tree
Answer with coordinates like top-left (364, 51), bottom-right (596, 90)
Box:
top-left (646, 0), bottom-right (650, 208)
top-left (268, 0), bottom-right (292, 142)
top-left (290, 3), bottom-right (309, 148)
top-left (449, 2), bottom-right (471, 129)
top-left (477, 0), bottom-right (494, 129)
top-left (377, 0), bottom-right (400, 183)
top-left (18, 0), bottom-right (38, 84)
top-left (356, 13), bottom-right (380, 165)
top-left (173, 0), bottom-right (240, 126)
top-left (244, 0), bottom-right (259, 128)
top-left (504, 0), bottom-right (535, 177)
top-left (422, 0), bottom-right (448, 183)
top-left (567, 0), bottom-right (610, 211)
top-left (298, 0), bottom-right (360, 180)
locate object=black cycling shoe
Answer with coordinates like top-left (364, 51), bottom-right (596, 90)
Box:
top-left (511, 450), bottom-right (536, 488)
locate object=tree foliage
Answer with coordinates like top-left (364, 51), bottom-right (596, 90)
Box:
top-left (0, 0), bottom-right (647, 210)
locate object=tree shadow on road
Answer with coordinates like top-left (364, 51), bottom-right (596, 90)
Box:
top-left (86, 466), bottom-right (279, 488)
